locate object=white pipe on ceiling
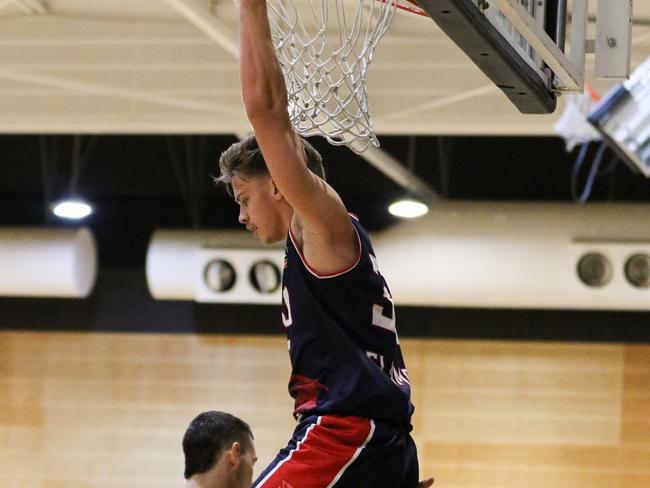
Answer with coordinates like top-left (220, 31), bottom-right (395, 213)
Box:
top-left (146, 203), bottom-right (650, 310)
top-left (0, 227), bottom-right (97, 297)
top-left (146, 229), bottom-right (281, 300)
top-left (374, 202), bottom-right (650, 310)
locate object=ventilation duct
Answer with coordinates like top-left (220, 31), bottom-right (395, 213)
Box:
top-left (146, 203), bottom-right (650, 310)
top-left (146, 229), bottom-right (283, 303)
top-left (373, 202), bottom-right (650, 310)
top-left (0, 227), bottom-right (97, 298)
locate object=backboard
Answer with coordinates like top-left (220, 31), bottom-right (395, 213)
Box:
top-left (415, 0), bottom-right (632, 114)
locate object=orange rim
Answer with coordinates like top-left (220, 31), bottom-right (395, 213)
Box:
top-left (584, 82), bottom-right (601, 102)
top-left (394, 0), bottom-right (429, 17)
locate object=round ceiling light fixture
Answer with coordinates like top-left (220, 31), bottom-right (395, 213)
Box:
top-left (51, 198), bottom-right (93, 220)
top-left (388, 199), bottom-right (429, 219)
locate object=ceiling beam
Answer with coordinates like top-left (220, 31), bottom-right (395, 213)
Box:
top-left (0, 114), bottom-right (250, 133)
top-left (362, 146), bottom-right (440, 205)
top-left (163, 0), bottom-right (239, 59)
top-left (0, 67), bottom-right (235, 115)
top-left (0, 0), bottom-right (48, 14)
top-left (0, 0), bottom-right (16, 12)
top-left (159, 0), bottom-right (440, 202)
top-left (18, 0), bottom-right (47, 14)
top-left (0, 113), bottom-right (557, 135)
top-left (379, 84), bottom-right (498, 121)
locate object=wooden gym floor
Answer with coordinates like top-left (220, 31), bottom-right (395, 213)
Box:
top-left (0, 331), bottom-right (648, 487)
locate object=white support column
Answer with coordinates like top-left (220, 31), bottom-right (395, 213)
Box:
top-left (595, 0), bottom-right (632, 78)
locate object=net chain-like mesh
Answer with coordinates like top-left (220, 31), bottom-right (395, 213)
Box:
top-left (266, 0), bottom-right (397, 153)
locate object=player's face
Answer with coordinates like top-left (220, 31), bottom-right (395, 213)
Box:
top-left (234, 443), bottom-right (257, 488)
top-left (232, 173), bottom-right (288, 244)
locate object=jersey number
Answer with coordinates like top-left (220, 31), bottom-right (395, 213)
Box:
top-left (370, 254), bottom-right (397, 335)
top-left (282, 255), bottom-right (397, 337)
top-left (281, 286), bottom-right (292, 328)
top-left (372, 286), bottom-right (396, 333)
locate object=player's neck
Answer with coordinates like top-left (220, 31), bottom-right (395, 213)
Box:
top-left (185, 469), bottom-right (230, 488)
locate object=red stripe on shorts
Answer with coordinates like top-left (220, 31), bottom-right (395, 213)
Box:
top-left (255, 416), bottom-right (375, 488)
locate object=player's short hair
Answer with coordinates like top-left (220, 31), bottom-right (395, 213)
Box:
top-left (183, 411), bottom-right (254, 479)
top-left (215, 134), bottom-right (325, 195)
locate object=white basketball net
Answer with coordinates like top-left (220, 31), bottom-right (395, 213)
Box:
top-left (266, 0), bottom-right (397, 153)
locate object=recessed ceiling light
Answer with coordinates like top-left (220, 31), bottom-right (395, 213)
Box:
top-left (388, 199), bottom-right (429, 219)
top-left (51, 199), bottom-right (93, 220)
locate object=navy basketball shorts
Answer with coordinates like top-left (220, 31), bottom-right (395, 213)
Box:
top-left (252, 415), bottom-right (419, 488)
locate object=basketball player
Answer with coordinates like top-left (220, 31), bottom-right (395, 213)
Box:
top-left (183, 411), bottom-right (258, 488)
top-left (214, 0), bottom-right (433, 486)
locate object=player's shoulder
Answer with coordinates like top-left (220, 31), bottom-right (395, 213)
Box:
top-left (347, 213), bottom-right (374, 248)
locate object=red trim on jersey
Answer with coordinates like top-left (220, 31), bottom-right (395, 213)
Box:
top-left (289, 375), bottom-right (329, 417)
top-left (287, 214), bottom-right (362, 279)
top-left (254, 416), bottom-right (375, 488)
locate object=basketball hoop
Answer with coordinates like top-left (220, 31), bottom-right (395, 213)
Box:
top-left (266, 0), bottom-right (423, 153)
top-left (393, 0), bottom-right (428, 17)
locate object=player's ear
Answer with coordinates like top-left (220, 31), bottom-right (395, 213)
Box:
top-left (270, 179), bottom-right (284, 201)
top-left (227, 442), bottom-right (242, 467)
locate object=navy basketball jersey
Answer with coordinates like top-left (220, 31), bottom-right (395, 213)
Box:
top-left (281, 214), bottom-right (414, 425)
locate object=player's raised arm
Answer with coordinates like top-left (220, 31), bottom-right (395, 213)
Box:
top-left (238, 0), bottom-right (357, 273)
